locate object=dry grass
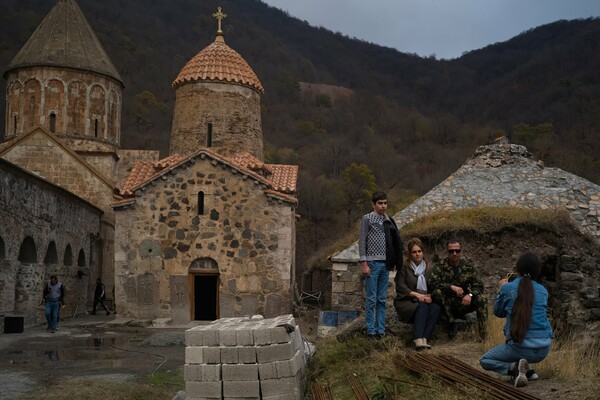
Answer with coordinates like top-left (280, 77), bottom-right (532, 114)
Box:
top-left (401, 207), bottom-right (572, 239)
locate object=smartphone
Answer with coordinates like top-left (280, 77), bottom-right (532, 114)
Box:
top-left (506, 272), bottom-right (518, 282)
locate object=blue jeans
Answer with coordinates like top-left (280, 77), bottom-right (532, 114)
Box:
top-left (480, 342), bottom-right (550, 375)
top-left (45, 300), bottom-right (60, 330)
top-left (364, 261), bottom-right (389, 335)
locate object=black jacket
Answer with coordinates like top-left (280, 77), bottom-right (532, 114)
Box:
top-left (384, 217), bottom-right (403, 271)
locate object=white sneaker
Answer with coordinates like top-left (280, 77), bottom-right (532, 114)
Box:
top-left (514, 359), bottom-right (529, 387)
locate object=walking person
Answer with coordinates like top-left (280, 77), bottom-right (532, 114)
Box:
top-left (358, 191), bottom-right (403, 339)
top-left (92, 278), bottom-right (111, 316)
top-left (480, 252), bottom-right (553, 387)
top-left (43, 275), bottom-right (64, 333)
top-left (394, 238), bottom-right (441, 349)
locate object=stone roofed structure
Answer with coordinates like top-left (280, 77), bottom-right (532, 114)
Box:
top-left (333, 144), bottom-right (600, 264)
top-left (111, 9), bottom-right (299, 323)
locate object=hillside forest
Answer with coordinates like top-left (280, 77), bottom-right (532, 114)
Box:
top-left (1, 0), bottom-right (600, 277)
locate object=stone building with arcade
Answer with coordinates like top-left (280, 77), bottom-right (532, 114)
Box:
top-left (0, 1), bottom-right (298, 326)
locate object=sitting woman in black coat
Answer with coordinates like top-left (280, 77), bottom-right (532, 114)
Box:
top-left (393, 238), bottom-right (441, 349)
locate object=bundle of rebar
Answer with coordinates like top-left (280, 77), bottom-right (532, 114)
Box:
top-left (346, 374), bottom-right (371, 400)
top-left (396, 352), bottom-right (544, 400)
top-left (311, 380), bottom-right (334, 400)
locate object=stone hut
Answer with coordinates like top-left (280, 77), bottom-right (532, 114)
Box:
top-left (112, 18), bottom-right (299, 323)
top-left (330, 144), bottom-right (600, 334)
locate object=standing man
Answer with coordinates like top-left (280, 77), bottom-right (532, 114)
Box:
top-left (358, 191), bottom-right (403, 339)
top-left (430, 239), bottom-right (488, 339)
top-left (92, 278), bottom-right (111, 316)
top-left (43, 275), bottom-right (64, 333)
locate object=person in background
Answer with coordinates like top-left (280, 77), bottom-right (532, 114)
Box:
top-left (479, 252), bottom-right (553, 387)
top-left (358, 191), bottom-right (403, 339)
top-left (43, 275), bottom-right (64, 333)
top-left (394, 238), bottom-right (441, 349)
top-left (92, 278), bottom-right (111, 316)
top-left (430, 239), bottom-right (488, 339)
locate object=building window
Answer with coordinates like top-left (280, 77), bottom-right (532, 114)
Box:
top-left (29, 96), bottom-right (35, 128)
top-left (198, 191), bottom-right (205, 215)
top-left (207, 123), bottom-right (212, 147)
top-left (13, 115), bottom-right (17, 135)
top-left (49, 112), bottom-right (56, 133)
top-left (94, 118), bottom-right (99, 137)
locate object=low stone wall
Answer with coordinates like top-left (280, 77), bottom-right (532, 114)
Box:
top-left (184, 314), bottom-right (306, 400)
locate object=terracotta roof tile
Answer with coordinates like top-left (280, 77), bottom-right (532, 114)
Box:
top-left (266, 164), bottom-right (298, 194)
top-left (230, 152), bottom-right (273, 174)
top-left (116, 148), bottom-right (298, 206)
top-left (172, 36), bottom-right (263, 93)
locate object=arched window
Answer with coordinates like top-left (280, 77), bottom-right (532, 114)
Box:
top-left (49, 112), bottom-right (56, 133)
top-left (198, 191), bottom-right (205, 215)
top-left (18, 236), bottom-right (37, 263)
top-left (207, 123), bottom-right (213, 147)
top-left (77, 249), bottom-right (86, 267)
top-left (94, 119), bottom-right (99, 138)
top-left (44, 241), bottom-right (58, 264)
top-left (29, 96), bottom-right (36, 128)
top-left (64, 244), bottom-right (73, 266)
top-left (13, 115), bottom-right (18, 135)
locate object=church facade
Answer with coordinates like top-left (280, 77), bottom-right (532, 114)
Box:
top-left (0, 1), bottom-right (298, 325)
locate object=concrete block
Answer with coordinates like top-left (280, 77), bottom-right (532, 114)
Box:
top-left (222, 363), bottom-right (259, 381)
top-left (186, 381), bottom-right (222, 399)
top-left (238, 346), bottom-right (257, 364)
top-left (258, 362), bottom-right (278, 380)
top-left (200, 364), bottom-right (221, 382)
top-left (256, 342), bottom-right (295, 363)
top-left (220, 346), bottom-right (239, 364)
top-left (270, 326), bottom-right (291, 344)
top-left (253, 327), bottom-right (272, 346)
top-left (275, 349), bottom-right (305, 378)
top-left (184, 364), bottom-right (200, 381)
top-left (203, 346), bottom-right (221, 364)
top-left (263, 394), bottom-right (301, 400)
top-left (186, 346), bottom-right (204, 364)
top-left (202, 327), bottom-right (220, 346)
top-left (219, 328), bottom-right (238, 346)
top-left (260, 376), bottom-right (301, 397)
top-left (236, 326), bottom-right (254, 346)
top-left (222, 380), bottom-right (260, 398)
top-left (186, 328), bottom-right (203, 347)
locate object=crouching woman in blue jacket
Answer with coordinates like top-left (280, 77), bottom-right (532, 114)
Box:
top-left (479, 252), bottom-right (553, 387)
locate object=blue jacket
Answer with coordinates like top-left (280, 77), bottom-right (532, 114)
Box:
top-left (494, 277), bottom-right (553, 348)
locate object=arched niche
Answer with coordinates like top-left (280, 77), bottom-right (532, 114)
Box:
top-left (18, 236), bottom-right (37, 264)
top-left (64, 244), bottom-right (73, 266)
top-left (44, 241), bottom-right (58, 264)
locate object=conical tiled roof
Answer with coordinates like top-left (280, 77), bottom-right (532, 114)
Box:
top-left (4, 0), bottom-right (122, 84)
top-left (172, 35), bottom-right (263, 93)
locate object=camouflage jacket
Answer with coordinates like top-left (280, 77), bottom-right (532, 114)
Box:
top-left (429, 257), bottom-right (484, 298)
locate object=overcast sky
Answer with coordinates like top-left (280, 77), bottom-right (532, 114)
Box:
top-left (261, 0), bottom-right (600, 59)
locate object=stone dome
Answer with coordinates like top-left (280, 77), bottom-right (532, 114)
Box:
top-left (172, 35), bottom-right (264, 93)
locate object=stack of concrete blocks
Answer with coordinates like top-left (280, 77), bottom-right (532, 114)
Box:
top-left (185, 314), bottom-right (306, 400)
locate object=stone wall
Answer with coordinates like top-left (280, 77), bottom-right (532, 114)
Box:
top-left (0, 158), bottom-right (102, 324)
top-left (114, 155), bottom-right (296, 322)
top-left (170, 82), bottom-right (263, 160)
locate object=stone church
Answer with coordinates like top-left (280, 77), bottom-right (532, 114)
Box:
top-left (0, 0), bottom-right (298, 326)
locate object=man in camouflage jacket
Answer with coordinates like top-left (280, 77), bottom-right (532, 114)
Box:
top-left (430, 240), bottom-right (488, 339)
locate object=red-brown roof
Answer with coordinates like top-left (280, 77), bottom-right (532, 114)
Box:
top-left (115, 148), bottom-right (297, 205)
top-left (172, 35), bottom-right (264, 93)
top-left (230, 152), bottom-right (273, 174)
